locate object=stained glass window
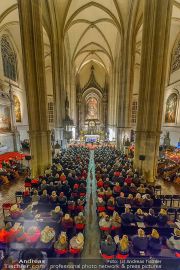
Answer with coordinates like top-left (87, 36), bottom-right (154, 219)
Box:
top-left (1, 35), bottom-right (17, 81)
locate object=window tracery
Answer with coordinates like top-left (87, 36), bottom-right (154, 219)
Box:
top-left (1, 35), bottom-right (17, 81)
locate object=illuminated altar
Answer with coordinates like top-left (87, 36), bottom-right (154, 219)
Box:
top-left (76, 65), bottom-right (108, 138)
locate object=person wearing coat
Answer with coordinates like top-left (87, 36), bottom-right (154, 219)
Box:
top-left (61, 214), bottom-right (74, 234)
top-left (166, 228), bottom-right (180, 252)
top-left (50, 191), bottom-right (58, 204)
top-left (51, 206), bottom-right (63, 221)
top-left (99, 215), bottom-right (111, 232)
top-left (157, 208), bottom-right (168, 226)
top-left (142, 194), bottom-right (153, 208)
top-left (97, 197), bottom-right (106, 212)
top-left (148, 229), bottom-right (162, 252)
top-left (121, 207), bottom-right (134, 225)
top-left (116, 235), bottom-right (129, 259)
top-left (69, 233), bottom-right (84, 255)
top-left (100, 235), bottom-right (116, 259)
top-left (40, 189), bottom-right (49, 203)
top-left (54, 232), bottom-right (68, 255)
top-left (132, 229), bottom-right (148, 252)
top-left (25, 226), bottom-right (41, 245)
top-left (144, 209), bottom-right (157, 226)
top-left (111, 211), bottom-right (121, 231)
top-left (74, 212), bottom-right (86, 231)
top-left (116, 192), bottom-right (126, 208)
top-left (134, 208), bottom-right (144, 222)
top-left (40, 226), bottom-right (55, 247)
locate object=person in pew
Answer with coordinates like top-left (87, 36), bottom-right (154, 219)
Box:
top-left (133, 193), bottom-right (143, 207)
top-left (47, 182), bottom-right (55, 195)
top-left (126, 194), bottom-right (134, 206)
top-left (74, 212), bottom-right (86, 231)
top-left (129, 183), bottom-right (137, 195)
top-left (99, 214), bottom-right (111, 232)
top-left (98, 187), bottom-right (105, 198)
top-left (103, 178), bottom-right (111, 189)
top-left (137, 184), bottom-right (146, 194)
top-left (142, 194), bottom-right (154, 208)
top-left (60, 173), bottom-right (67, 183)
top-left (145, 185), bottom-right (154, 196)
top-left (111, 211), bottom-right (121, 231)
top-left (40, 226), bottom-right (56, 247)
top-left (0, 222), bottom-right (17, 243)
top-left (78, 183), bottom-right (86, 196)
top-left (166, 228), bottom-right (180, 252)
top-left (31, 190), bottom-right (40, 203)
top-left (61, 181), bottom-right (71, 197)
top-left (50, 190), bottom-right (58, 204)
top-left (51, 206), bottom-right (63, 221)
top-left (116, 192), bottom-right (126, 208)
top-left (144, 208), bottom-right (157, 226)
top-left (132, 229), bottom-right (148, 253)
top-left (157, 208), bottom-right (168, 226)
top-left (58, 192), bottom-right (67, 207)
top-left (134, 208), bottom-right (144, 222)
top-left (76, 196), bottom-right (85, 212)
top-left (107, 196), bottom-right (115, 212)
top-left (40, 180), bottom-right (48, 191)
top-left (15, 225), bottom-right (26, 242)
top-left (10, 204), bottom-right (23, 219)
top-left (113, 182), bottom-right (121, 196)
top-left (105, 187), bottom-right (113, 199)
top-left (68, 196), bottom-right (76, 212)
top-left (97, 197), bottom-right (106, 212)
top-left (125, 175), bottom-right (132, 186)
top-left (23, 204), bottom-right (37, 219)
top-left (25, 226), bottom-right (41, 245)
top-left (40, 189), bottom-right (49, 203)
top-left (97, 178), bottom-right (104, 188)
top-left (121, 183), bottom-right (130, 197)
top-left (121, 207), bottom-right (134, 225)
top-left (132, 174), bottom-right (140, 186)
top-left (54, 232), bottom-right (68, 255)
top-left (116, 235), bottom-right (129, 259)
top-left (23, 189), bottom-right (32, 204)
top-left (61, 213), bottom-right (74, 234)
top-left (100, 235), bottom-right (116, 259)
top-left (69, 232), bottom-right (84, 255)
top-left (79, 176), bottom-right (87, 187)
top-left (148, 229), bottom-right (162, 252)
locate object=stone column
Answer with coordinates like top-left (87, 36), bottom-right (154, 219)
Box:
top-left (116, 23), bottom-right (136, 149)
top-left (134, 0), bottom-right (173, 182)
top-left (18, 0), bottom-right (51, 176)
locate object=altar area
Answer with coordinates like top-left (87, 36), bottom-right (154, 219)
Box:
top-left (84, 134), bottom-right (100, 143)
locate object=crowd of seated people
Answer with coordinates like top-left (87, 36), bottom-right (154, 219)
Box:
top-left (0, 146), bottom-right (89, 262)
top-left (0, 159), bottom-right (27, 186)
top-left (94, 147), bottom-right (180, 259)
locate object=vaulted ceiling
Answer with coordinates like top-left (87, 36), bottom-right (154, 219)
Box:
top-left (63, 0), bottom-right (123, 74)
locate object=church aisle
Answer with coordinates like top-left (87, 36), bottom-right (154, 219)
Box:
top-left (82, 150), bottom-right (101, 259)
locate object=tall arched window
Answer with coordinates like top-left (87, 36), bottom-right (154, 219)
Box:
top-left (1, 35), bottom-right (17, 81)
